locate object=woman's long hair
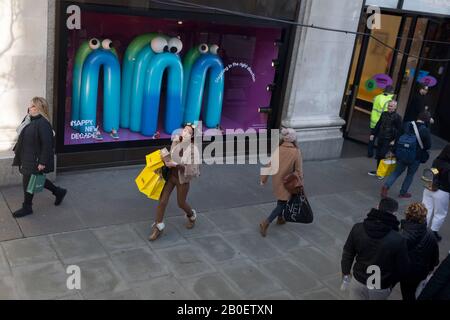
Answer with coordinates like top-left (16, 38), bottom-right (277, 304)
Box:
top-left (31, 97), bottom-right (51, 123)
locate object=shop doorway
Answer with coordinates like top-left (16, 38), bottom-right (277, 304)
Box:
top-left (342, 11), bottom-right (450, 144)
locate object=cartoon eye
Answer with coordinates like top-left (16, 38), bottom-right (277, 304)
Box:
top-left (151, 37), bottom-right (169, 53)
top-left (168, 37), bottom-right (183, 54)
top-left (88, 38), bottom-right (101, 50)
top-left (198, 43), bottom-right (209, 54)
top-left (209, 44), bottom-right (219, 55)
top-left (101, 39), bottom-right (113, 50)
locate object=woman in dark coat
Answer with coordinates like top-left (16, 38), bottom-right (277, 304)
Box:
top-left (12, 97), bottom-right (67, 218)
top-left (418, 252), bottom-right (450, 300)
top-left (399, 203), bottom-right (439, 300)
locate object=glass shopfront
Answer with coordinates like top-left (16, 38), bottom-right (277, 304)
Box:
top-left (54, 1), bottom-right (295, 168)
top-left (341, 6), bottom-right (450, 143)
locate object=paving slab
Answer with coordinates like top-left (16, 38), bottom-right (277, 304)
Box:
top-left (0, 245), bottom-right (11, 277)
top-left (50, 230), bottom-right (107, 264)
top-left (1, 186), bottom-right (86, 237)
top-left (289, 246), bottom-right (341, 278)
top-left (256, 291), bottom-right (294, 300)
top-left (90, 289), bottom-right (141, 300)
top-left (156, 245), bottom-right (216, 279)
top-left (206, 208), bottom-right (255, 234)
top-left (300, 288), bottom-right (342, 300)
top-left (0, 276), bottom-right (19, 299)
top-left (223, 233), bottom-right (283, 262)
top-left (168, 213), bottom-right (219, 238)
top-left (134, 275), bottom-right (196, 300)
top-left (264, 225), bottom-right (310, 252)
top-left (133, 220), bottom-right (188, 250)
top-left (189, 234), bottom-right (239, 264)
top-left (261, 258), bottom-right (323, 296)
top-left (12, 261), bottom-right (71, 300)
top-left (219, 259), bottom-right (283, 298)
top-left (0, 192), bottom-right (22, 241)
top-left (93, 224), bottom-right (147, 253)
top-left (74, 258), bottom-right (129, 299)
top-left (111, 247), bottom-right (169, 282)
top-left (2, 236), bottom-right (58, 267)
top-left (180, 273), bottom-right (243, 300)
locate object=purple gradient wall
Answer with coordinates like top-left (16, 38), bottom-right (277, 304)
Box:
top-left (63, 10), bottom-right (281, 145)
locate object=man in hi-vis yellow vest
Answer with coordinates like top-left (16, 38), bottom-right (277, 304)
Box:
top-left (368, 85), bottom-right (395, 158)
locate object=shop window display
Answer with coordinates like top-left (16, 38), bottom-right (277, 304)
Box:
top-left (61, 9), bottom-right (282, 147)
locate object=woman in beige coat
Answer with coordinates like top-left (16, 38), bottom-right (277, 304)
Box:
top-left (149, 124), bottom-right (200, 241)
top-left (259, 128), bottom-right (303, 237)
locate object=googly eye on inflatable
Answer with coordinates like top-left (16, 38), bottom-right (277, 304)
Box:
top-left (151, 37), bottom-right (169, 53)
top-left (168, 37), bottom-right (183, 54)
top-left (88, 38), bottom-right (101, 50)
top-left (102, 39), bottom-right (113, 50)
top-left (198, 43), bottom-right (209, 54)
top-left (209, 44), bottom-right (219, 55)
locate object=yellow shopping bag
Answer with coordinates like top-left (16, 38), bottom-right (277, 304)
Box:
top-left (135, 167), bottom-right (166, 200)
top-left (145, 148), bottom-right (169, 171)
top-left (377, 157), bottom-right (397, 178)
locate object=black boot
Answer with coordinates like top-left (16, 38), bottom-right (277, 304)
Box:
top-left (54, 187), bottom-right (67, 206)
top-left (13, 203), bottom-right (33, 218)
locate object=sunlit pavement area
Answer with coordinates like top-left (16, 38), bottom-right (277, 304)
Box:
top-left (0, 141), bottom-right (449, 300)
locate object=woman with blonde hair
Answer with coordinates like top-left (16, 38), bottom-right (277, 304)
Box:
top-left (259, 128), bottom-right (303, 237)
top-left (12, 97), bottom-right (67, 218)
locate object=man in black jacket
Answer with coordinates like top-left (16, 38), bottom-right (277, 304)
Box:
top-left (368, 101), bottom-right (402, 179)
top-left (341, 197), bottom-right (409, 300)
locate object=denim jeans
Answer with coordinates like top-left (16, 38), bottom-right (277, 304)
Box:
top-left (384, 160), bottom-right (420, 195)
top-left (267, 200), bottom-right (288, 223)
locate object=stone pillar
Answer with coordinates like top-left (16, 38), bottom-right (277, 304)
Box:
top-left (281, 0), bottom-right (364, 160)
top-left (0, 0), bottom-right (50, 186)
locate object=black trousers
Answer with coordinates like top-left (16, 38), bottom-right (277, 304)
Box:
top-left (400, 278), bottom-right (422, 301)
top-left (22, 174), bottom-right (57, 205)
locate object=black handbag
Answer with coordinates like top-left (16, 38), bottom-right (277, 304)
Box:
top-left (161, 166), bottom-right (170, 181)
top-left (283, 188), bottom-right (314, 224)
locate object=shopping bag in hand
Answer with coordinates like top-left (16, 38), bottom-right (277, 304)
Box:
top-left (135, 167), bottom-right (166, 200)
top-left (377, 157), bottom-right (397, 178)
top-left (26, 174), bottom-right (46, 194)
top-left (145, 148), bottom-right (169, 171)
top-left (283, 188), bottom-right (314, 224)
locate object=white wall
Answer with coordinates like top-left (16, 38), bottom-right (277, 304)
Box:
top-left (403, 0), bottom-right (450, 15)
top-left (0, 0), bottom-right (48, 152)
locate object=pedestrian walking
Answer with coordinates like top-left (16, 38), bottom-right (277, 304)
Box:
top-left (381, 111), bottom-right (431, 198)
top-left (341, 197), bottom-right (409, 300)
top-left (404, 84), bottom-right (430, 123)
top-left (418, 252), bottom-right (450, 300)
top-left (259, 128), bottom-right (303, 237)
top-left (399, 203), bottom-right (439, 300)
top-left (368, 86), bottom-right (395, 158)
top-left (12, 97), bottom-right (67, 218)
top-left (368, 100), bottom-right (402, 179)
top-left (148, 124), bottom-right (200, 241)
top-left (422, 144), bottom-right (450, 242)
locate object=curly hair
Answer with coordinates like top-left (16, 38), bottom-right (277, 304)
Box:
top-left (405, 203), bottom-right (428, 224)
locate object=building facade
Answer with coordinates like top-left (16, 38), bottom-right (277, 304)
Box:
top-left (0, 0), bottom-right (448, 187)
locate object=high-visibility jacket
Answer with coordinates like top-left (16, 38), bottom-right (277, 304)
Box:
top-left (370, 93), bottom-right (394, 129)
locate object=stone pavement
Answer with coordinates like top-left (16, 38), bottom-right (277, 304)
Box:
top-left (0, 147), bottom-right (449, 300)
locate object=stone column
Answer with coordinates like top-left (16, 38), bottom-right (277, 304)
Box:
top-left (0, 0), bottom-right (49, 186)
top-left (281, 0), bottom-right (364, 160)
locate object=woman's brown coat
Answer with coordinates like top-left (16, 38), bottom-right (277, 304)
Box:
top-left (261, 142), bottom-right (303, 201)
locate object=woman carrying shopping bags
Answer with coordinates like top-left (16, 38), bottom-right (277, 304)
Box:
top-left (12, 97), bottom-right (67, 218)
top-left (149, 124), bottom-right (200, 241)
top-left (259, 128), bottom-right (303, 237)
top-left (422, 144), bottom-right (450, 242)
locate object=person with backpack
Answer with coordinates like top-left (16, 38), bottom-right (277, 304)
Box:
top-left (341, 197), bottom-right (410, 300)
top-left (422, 144), bottom-right (450, 242)
top-left (399, 203), bottom-right (440, 300)
top-left (381, 111), bottom-right (432, 199)
top-left (368, 86), bottom-right (395, 158)
top-left (368, 100), bottom-right (402, 179)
